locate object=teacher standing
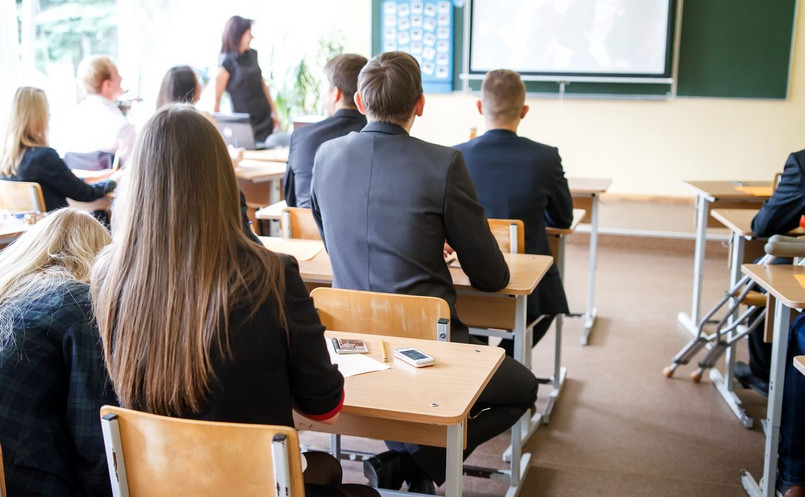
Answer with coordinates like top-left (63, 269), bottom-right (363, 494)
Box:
top-left (214, 15), bottom-right (281, 145)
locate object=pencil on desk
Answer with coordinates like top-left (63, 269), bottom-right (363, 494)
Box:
top-left (381, 340), bottom-right (388, 362)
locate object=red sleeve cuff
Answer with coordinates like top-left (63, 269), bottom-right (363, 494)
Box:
top-left (301, 390), bottom-right (344, 421)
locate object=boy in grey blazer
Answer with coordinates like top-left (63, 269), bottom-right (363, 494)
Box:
top-left (311, 51), bottom-right (538, 494)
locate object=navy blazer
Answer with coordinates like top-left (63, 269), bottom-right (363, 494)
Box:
top-left (284, 109), bottom-right (367, 207)
top-left (310, 122), bottom-right (509, 343)
top-left (456, 129), bottom-right (573, 318)
top-left (4, 147), bottom-right (115, 212)
top-left (752, 149), bottom-right (805, 237)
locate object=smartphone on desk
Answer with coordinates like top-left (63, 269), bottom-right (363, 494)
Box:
top-left (394, 347), bottom-right (435, 367)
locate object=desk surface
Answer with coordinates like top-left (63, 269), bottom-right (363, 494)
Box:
top-left (684, 180), bottom-right (773, 200)
top-left (71, 168), bottom-right (114, 183)
top-left (260, 236), bottom-right (551, 296)
top-left (712, 209), bottom-right (805, 237)
top-left (234, 160), bottom-right (286, 182)
top-left (567, 177), bottom-right (612, 195)
top-left (326, 331), bottom-right (503, 424)
top-left (242, 147), bottom-right (289, 163)
top-left (546, 208), bottom-right (586, 236)
top-left (0, 218), bottom-right (29, 241)
top-left (795, 356), bottom-right (805, 376)
top-left (255, 200), bottom-right (287, 220)
top-left (741, 264), bottom-right (805, 308)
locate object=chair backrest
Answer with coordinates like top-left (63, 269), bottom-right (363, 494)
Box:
top-left (487, 218), bottom-right (525, 254)
top-left (310, 287), bottom-right (450, 341)
top-left (0, 180), bottom-right (46, 213)
top-left (99, 405), bottom-right (305, 497)
top-left (0, 442), bottom-right (6, 497)
top-left (281, 207), bottom-right (321, 240)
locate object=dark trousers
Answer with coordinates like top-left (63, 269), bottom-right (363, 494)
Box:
top-left (779, 314), bottom-right (805, 488)
top-left (386, 351), bottom-right (538, 485)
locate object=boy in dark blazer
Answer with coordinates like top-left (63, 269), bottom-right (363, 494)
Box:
top-left (456, 69), bottom-right (573, 356)
top-left (311, 52), bottom-right (538, 494)
top-left (284, 54), bottom-right (368, 207)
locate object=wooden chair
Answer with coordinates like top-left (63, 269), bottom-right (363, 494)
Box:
top-left (487, 218), bottom-right (524, 254)
top-left (311, 287), bottom-right (450, 342)
top-left (0, 180), bottom-right (46, 213)
top-left (281, 207), bottom-right (322, 240)
top-left (0, 442), bottom-right (6, 497)
top-left (99, 405), bottom-right (305, 497)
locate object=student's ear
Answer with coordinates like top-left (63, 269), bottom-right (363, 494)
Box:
top-left (414, 94), bottom-right (425, 117)
top-left (520, 105), bottom-right (529, 119)
top-left (476, 100), bottom-right (483, 115)
top-left (333, 87), bottom-right (343, 104)
top-left (354, 92), bottom-right (367, 115)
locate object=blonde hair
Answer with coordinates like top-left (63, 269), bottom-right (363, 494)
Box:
top-left (481, 69), bottom-right (526, 124)
top-left (77, 55), bottom-right (115, 96)
top-left (92, 104), bottom-right (287, 417)
top-left (0, 208), bottom-right (111, 349)
top-left (0, 87), bottom-right (49, 177)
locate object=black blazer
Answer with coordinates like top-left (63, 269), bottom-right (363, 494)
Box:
top-left (456, 129), bottom-right (573, 318)
top-left (4, 147), bottom-right (115, 212)
top-left (752, 149), bottom-right (805, 237)
top-left (284, 109), bottom-right (367, 207)
top-left (310, 122), bottom-right (509, 343)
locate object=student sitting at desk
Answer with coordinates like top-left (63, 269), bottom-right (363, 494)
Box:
top-left (284, 54), bottom-right (368, 208)
top-left (0, 87), bottom-right (118, 212)
top-left (311, 52), bottom-right (538, 494)
top-left (0, 209), bottom-right (117, 497)
top-left (91, 105), bottom-right (377, 497)
top-left (456, 69), bottom-right (573, 356)
top-left (736, 150), bottom-right (805, 497)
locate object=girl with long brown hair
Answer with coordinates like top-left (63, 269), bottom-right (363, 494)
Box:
top-left (91, 104), bottom-right (376, 497)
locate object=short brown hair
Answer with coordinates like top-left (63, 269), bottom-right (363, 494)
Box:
top-left (481, 69), bottom-right (525, 123)
top-left (358, 51), bottom-right (422, 124)
top-left (324, 54), bottom-right (367, 109)
top-left (77, 55), bottom-right (115, 95)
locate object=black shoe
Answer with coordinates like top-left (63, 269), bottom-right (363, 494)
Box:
top-left (363, 451), bottom-right (406, 490)
top-left (406, 472), bottom-right (436, 494)
top-left (734, 361), bottom-right (769, 398)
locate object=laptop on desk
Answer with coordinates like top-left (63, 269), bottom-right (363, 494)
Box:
top-left (212, 112), bottom-right (266, 150)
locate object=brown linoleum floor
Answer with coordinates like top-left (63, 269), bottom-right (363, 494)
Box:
top-left (303, 238), bottom-right (767, 496)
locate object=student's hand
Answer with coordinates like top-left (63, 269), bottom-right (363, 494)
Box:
top-left (443, 242), bottom-right (454, 259)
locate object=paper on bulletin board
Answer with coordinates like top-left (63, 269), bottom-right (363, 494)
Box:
top-left (381, 0), bottom-right (454, 93)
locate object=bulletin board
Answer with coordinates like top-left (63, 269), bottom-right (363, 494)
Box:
top-left (379, 0), bottom-right (454, 93)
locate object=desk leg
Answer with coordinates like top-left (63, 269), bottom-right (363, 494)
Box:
top-left (678, 194), bottom-right (710, 336)
top-left (445, 422), bottom-right (464, 497)
top-left (581, 193), bottom-right (600, 345)
top-left (740, 297), bottom-right (790, 497)
top-left (514, 295), bottom-right (529, 368)
top-left (710, 233), bottom-right (753, 428)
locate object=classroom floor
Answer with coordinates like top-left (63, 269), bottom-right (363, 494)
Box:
top-left (302, 236), bottom-right (767, 496)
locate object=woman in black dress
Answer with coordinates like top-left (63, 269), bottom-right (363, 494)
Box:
top-left (213, 16), bottom-right (280, 144)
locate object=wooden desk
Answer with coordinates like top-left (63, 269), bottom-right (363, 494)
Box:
top-left (295, 331), bottom-right (502, 497)
top-left (740, 264), bottom-right (805, 497)
top-left (261, 237), bottom-right (551, 492)
top-left (708, 209), bottom-right (804, 428)
top-left (795, 355), bottom-right (805, 376)
top-left (679, 181), bottom-right (772, 337)
top-left (0, 217), bottom-right (29, 246)
top-left (255, 200), bottom-right (287, 221)
top-left (567, 177), bottom-right (611, 345)
top-left (234, 160), bottom-right (286, 184)
top-left (242, 147), bottom-right (289, 163)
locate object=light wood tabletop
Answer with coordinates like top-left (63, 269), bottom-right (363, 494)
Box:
top-left (711, 209), bottom-right (805, 237)
top-left (255, 200), bottom-right (287, 220)
top-left (683, 180), bottom-right (773, 200)
top-left (567, 177), bottom-right (612, 195)
top-left (71, 168), bottom-right (115, 183)
top-left (0, 217), bottom-right (29, 243)
top-left (741, 264), bottom-right (805, 308)
top-left (795, 356), bottom-right (805, 376)
top-left (259, 237), bottom-right (323, 261)
top-left (242, 147), bottom-right (289, 163)
top-left (546, 208), bottom-right (586, 236)
top-left (234, 160), bottom-right (286, 183)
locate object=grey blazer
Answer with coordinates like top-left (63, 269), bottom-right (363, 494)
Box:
top-left (310, 121), bottom-right (509, 342)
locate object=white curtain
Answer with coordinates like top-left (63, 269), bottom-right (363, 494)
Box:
top-left (0, 0), bottom-right (21, 114)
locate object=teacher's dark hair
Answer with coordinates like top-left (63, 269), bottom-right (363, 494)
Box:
top-left (156, 66), bottom-right (199, 109)
top-left (220, 15), bottom-right (253, 55)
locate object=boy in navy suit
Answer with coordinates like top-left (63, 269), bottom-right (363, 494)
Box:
top-left (456, 69), bottom-right (574, 356)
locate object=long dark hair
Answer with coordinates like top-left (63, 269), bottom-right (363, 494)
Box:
top-left (156, 66), bottom-right (199, 109)
top-left (220, 15), bottom-right (252, 55)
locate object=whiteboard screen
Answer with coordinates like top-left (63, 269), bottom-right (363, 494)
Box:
top-left (470, 0), bottom-right (673, 78)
